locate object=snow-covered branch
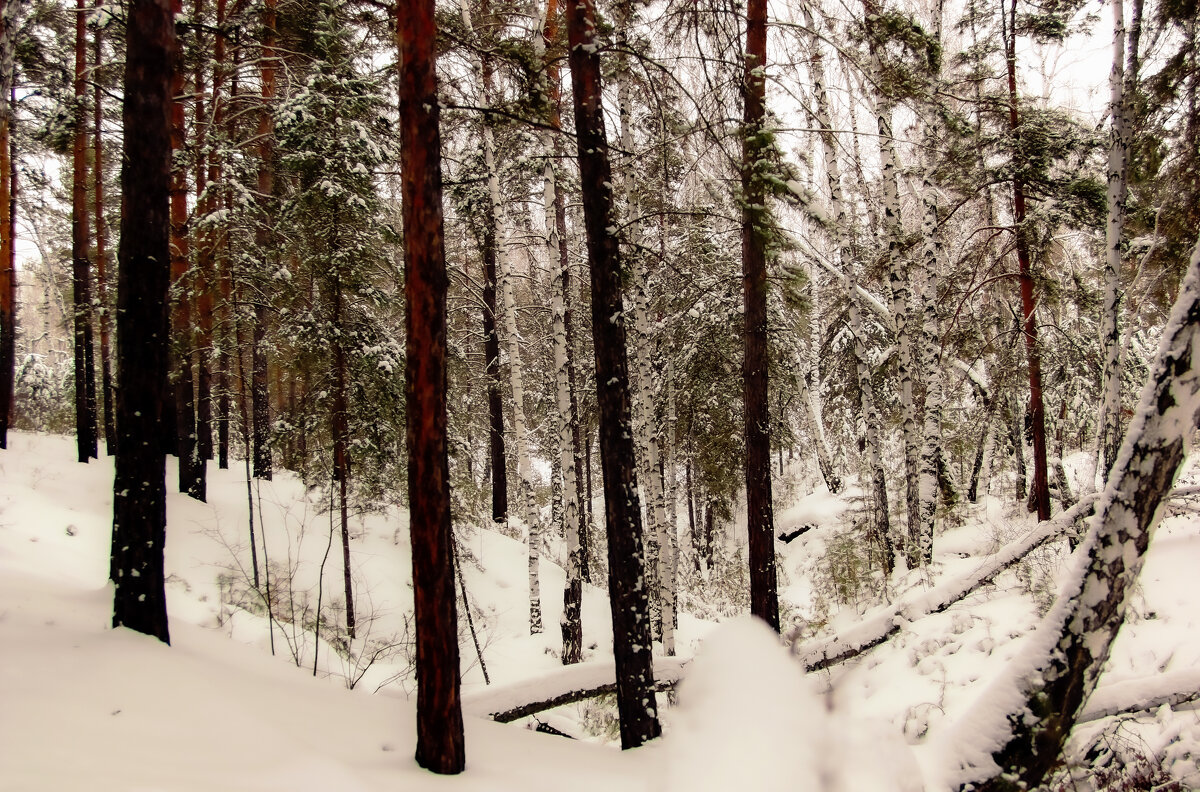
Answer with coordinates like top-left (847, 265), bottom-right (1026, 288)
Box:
top-left (791, 494), bottom-right (1098, 672)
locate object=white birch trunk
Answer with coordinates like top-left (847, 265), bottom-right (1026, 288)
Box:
top-left (462, 0), bottom-right (540, 634)
top-left (1098, 0), bottom-right (1130, 477)
top-left (615, 40), bottom-right (664, 638)
top-left (804, 260), bottom-right (841, 492)
top-left (497, 234), bottom-right (541, 633)
top-left (959, 233), bottom-right (1200, 791)
top-left (536, 0), bottom-right (582, 662)
top-left (548, 162), bottom-right (581, 658)
top-left (874, 84), bottom-right (922, 568)
top-left (805, 5), bottom-right (892, 567)
top-left (915, 0), bottom-right (945, 566)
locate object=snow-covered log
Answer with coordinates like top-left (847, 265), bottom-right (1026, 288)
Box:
top-left (1079, 668), bottom-right (1200, 724)
top-left (463, 656), bottom-right (690, 723)
top-left (792, 494), bottom-right (1099, 671)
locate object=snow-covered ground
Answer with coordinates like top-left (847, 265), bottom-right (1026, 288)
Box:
top-left (2, 431), bottom-right (1198, 790)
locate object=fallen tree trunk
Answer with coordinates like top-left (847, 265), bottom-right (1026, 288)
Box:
top-left (1079, 668), bottom-right (1200, 724)
top-left (792, 494), bottom-right (1098, 672)
top-left (952, 233), bottom-right (1200, 792)
top-left (462, 656), bottom-right (690, 723)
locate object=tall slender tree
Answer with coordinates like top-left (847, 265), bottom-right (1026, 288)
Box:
top-left (1003, 0), bottom-right (1051, 521)
top-left (93, 0), bottom-right (115, 451)
top-left (251, 0), bottom-right (277, 481)
top-left (72, 0), bottom-right (98, 462)
top-left (742, 0), bottom-right (779, 630)
top-left (168, 0), bottom-right (203, 498)
top-left (399, 0), bottom-right (465, 772)
top-left (111, 0), bottom-right (175, 646)
top-left (0, 0), bottom-right (13, 450)
top-left (565, 0), bottom-right (661, 748)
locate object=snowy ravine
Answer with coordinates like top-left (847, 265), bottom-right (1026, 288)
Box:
top-left (3, 431), bottom-right (1200, 790)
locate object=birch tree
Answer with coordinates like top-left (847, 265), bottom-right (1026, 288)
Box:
top-left (959, 232), bottom-right (1200, 792)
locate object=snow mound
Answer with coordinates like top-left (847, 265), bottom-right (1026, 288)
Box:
top-left (665, 615), bottom-right (921, 791)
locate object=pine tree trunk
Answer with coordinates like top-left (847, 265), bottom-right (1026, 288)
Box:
top-left (742, 0), bottom-right (780, 631)
top-left (111, 0), bottom-right (175, 645)
top-left (331, 279), bottom-right (354, 640)
top-left (963, 234), bottom-right (1200, 792)
top-left (214, 0), bottom-right (230, 470)
top-left (251, 0), bottom-right (276, 482)
top-left (398, 0), bottom-right (465, 770)
top-left (93, 4), bottom-right (115, 452)
top-left (168, 6), bottom-right (202, 499)
top-left (0, 0), bottom-right (13, 451)
top-left (565, 0), bottom-right (661, 747)
top-left (1005, 0), bottom-right (1050, 521)
top-left (73, 0), bottom-right (99, 463)
top-left (192, 16), bottom-right (213, 469)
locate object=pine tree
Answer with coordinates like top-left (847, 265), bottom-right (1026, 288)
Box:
top-left (565, 0), bottom-right (661, 748)
top-left (111, 0), bottom-right (175, 646)
top-left (398, 0), bottom-right (465, 772)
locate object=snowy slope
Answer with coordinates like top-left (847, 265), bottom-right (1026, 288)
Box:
top-left (2, 432), bottom-right (1199, 790)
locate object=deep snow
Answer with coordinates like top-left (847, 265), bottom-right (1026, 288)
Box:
top-left (2, 431), bottom-right (1198, 790)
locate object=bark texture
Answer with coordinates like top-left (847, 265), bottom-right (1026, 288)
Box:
top-left (565, 0), bottom-right (661, 747)
top-left (742, 0), bottom-right (780, 631)
top-left (0, 0), bottom-right (13, 450)
top-left (1005, 0), bottom-right (1050, 521)
top-left (73, 0), bottom-right (98, 463)
top-left (111, 0), bottom-right (175, 645)
top-left (398, 0), bottom-right (465, 772)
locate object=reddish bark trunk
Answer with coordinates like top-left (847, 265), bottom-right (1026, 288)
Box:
top-left (168, 0), bottom-right (202, 499)
top-left (193, 0), bottom-right (214, 467)
top-left (398, 0), bottom-right (465, 773)
top-left (742, 0), bottom-right (779, 629)
top-left (93, 2), bottom-right (115, 451)
top-left (1005, 0), bottom-right (1050, 521)
top-left (251, 0), bottom-right (276, 481)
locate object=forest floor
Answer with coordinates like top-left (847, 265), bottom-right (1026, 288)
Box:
top-left (1, 430), bottom-right (1198, 790)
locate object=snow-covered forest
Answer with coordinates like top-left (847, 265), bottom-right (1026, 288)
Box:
top-left (1, 0), bottom-right (1200, 786)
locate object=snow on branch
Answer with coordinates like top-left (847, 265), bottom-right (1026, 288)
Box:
top-left (1079, 668), bottom-right (1200, 724)
top-left (950, 232), bottom-right (1200, 792)
top-left (791, 495), bottom-right (1099, 672)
